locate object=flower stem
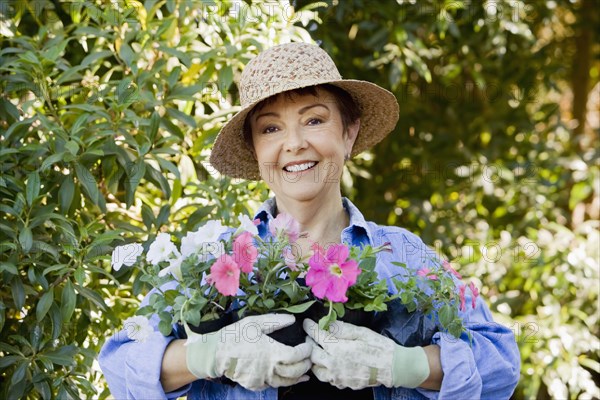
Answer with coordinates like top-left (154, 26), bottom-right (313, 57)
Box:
top-left (262, 261), bottom-right (284, 299)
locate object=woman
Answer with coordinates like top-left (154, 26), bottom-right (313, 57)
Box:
top-left (99, 42), bottom-right (520, 399)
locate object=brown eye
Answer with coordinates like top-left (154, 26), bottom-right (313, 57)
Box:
top-left (262, 125), bottom-right (279, 134)
top-left (307, 118), bottom-right (323, 126)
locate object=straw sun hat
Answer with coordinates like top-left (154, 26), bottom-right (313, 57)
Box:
top-left (209, 42), bottom-right (399, 180)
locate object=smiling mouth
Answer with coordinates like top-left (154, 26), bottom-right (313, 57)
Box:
top-left (283, 161), bottom-right (318, 173)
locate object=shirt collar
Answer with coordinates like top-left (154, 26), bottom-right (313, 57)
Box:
top-left (341, 197), bottom-right (373, 247)
top-left (253, 197), bottom-right (373, 246)
top-left (253, 197), bottom-right (277, 239)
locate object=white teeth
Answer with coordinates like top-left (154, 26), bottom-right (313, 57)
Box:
top-left (284, 162), bottom-right (316, 172)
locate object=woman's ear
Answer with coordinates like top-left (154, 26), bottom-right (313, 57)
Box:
top-left (344, 119), bottom-right (360, 155)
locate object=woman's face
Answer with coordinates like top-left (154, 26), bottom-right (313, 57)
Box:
top-left (249, 88), bottom-right (359, 205)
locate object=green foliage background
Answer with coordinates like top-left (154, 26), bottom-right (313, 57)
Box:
top-left (0, 0), bottom-right (598, 398)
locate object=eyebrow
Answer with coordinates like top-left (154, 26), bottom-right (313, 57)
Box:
top-left (254, 103), bottom-right (330, 123)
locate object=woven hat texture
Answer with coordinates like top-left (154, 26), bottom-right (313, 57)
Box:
top-left (210, 42), bottom-right (399, 180)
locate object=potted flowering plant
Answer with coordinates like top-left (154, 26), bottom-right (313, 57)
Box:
top-left (303, 241), bottom-right (477, 340)
top-left (111, 213), bottom-right (315, 338)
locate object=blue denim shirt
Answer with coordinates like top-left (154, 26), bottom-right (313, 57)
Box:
top-left (99, 198), bottom-right (520, 399)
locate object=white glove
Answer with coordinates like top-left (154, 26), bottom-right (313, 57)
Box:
top-left (303, 319), bottom-right (430, 390)
top-left (185, 314), bottom-right (312, 391)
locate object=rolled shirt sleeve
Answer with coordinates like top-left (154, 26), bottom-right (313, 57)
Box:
top-left (98, 284), bottom-right (191, 399)
top-left (99, 329), bottom-right (190, 399)
top-left (415, 293), bottom-right (520, 399)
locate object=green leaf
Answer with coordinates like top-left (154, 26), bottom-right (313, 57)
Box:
top-left (159, 319), bottom-right (173, 336)
top-left (33, 379), bottom-right (52, 400)
top-left (263, 298), bottom-right (275, 309)
top-left (18, 226), bottom-right (33, 252)
top-left (136, 305), bottom-right (155, 316)
top-left (183, 308), bottom-right (201, 326)
top-left (448, 320), bottom-right (464, 339)
top-left (332, 302), bottom-right (345, 318)
top-left (148, 110), bottom-right (160, 143)
top-left (11, 360), bottom-right (28, 386)
top-left (145, 164), bottom-right (171, 198)
top-left (119, 42), bottom-right (135, 67)
top-left (439, 304), bottom-right (453, 329)
top-left (125, 158), bottom-right (146, 204)
top-left (80, 50), bottom-right (113, 67)
top-left (0, 355), bottom-right (21, 368)
top-left (75, 163), bottom-right (99, 205)
top-left (0, 262), bottom-right (18, 275)
top-left (141, 203), bottom-right (155, 229)
top-left (37, 288), bottom-right (54, 322)
top-left (65, 140), bottom-right (80, 156)
top-left (26, 171), bottom-right (40, 205)
top-left (40, 152), bottom-right (67, 171)
top-left (166, 107), bottom-right (196, 128)
top-left (50, 303), bottom-right (62, 340)
top-left (44, 345), bottom-right (78, 366)
top-left (11, 277), bottom-right (25, 310)
top-left (14, 193), bottom-right (26, 216)
top-left (74, 267), bottom-right (85, 286)
top-left (156, 204), bottom-right (171, 227)
top-left (61, 279), bottom-right (76, 323)
top-left (58, 176), bottom-right (75, 213)
top-left (277, 300), bottom-right (316, 314)
top-left (164, 290), bottom-right (180, 305)
top-left (318, 311), bottom-right (337, 331)
top-left (73, 284), bottom-right (107, 310)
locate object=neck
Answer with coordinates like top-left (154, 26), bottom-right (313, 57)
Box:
top-left (274, 195), bottom-right (349, 251)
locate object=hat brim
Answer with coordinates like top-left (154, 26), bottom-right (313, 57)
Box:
top-left (209, 79), bottom-right (399, 180)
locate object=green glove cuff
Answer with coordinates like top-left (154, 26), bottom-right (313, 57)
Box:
top-left (185, 332), bottom-right (219, 379)
top-left (391, 345), bottom-right (430, 388)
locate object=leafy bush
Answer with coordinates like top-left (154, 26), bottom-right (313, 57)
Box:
top-left (0, 1), bottom-right (318, 397)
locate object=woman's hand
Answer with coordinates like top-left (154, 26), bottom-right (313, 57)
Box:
top-left (303, 319), bottom-right (431, 390)
top-left (185, 314), bottom-right (312, 391)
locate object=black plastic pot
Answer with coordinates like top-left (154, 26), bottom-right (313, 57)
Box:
top-left (373, 299), bottom-right (438, 347)
top-left (268, 309), bottom-right (313, 346)
top-left (188, 313), bottom-right (233, 334)
top-left (308, 301), bottom-right (377, 328)
top-left (233, 308), bottom-right (313, 347)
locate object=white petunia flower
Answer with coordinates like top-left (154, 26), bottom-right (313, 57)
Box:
top-left (146, 233), bottom-right (180, 266)
top-left (181, 220), bottom-right (228, 261)
top-left (236, 214), bottom-right (259, 236)
top-left (111, 243), bottom-right (144, 271)
top-left (158, 255), bottom-right (184, 281)
top-left (123, 316), bottom-right (153, 343)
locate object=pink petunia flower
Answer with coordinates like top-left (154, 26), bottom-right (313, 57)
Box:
top-left (417, 267), bottom-right (438, 280)
top-left (469, 281), bottom-right (479, 309)
top-left (233, 231), bottom-right (258, 273)
top-left (269, 213), bottom-right (300, 243)
top-left (282, 246), bottom-right (301, 271)
top-left (208, 254), bottom-right (240, 296)
top-left (458, 284), bottom-right (467, 311)
top-left (305, 243), bottom-right (360, 303)
top-left (442, 260), bottom-right (462, 279)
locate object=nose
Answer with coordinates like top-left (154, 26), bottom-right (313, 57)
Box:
top-left (283, 125), bottom-right (307, 153)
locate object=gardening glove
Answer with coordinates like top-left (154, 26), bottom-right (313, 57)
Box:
top-left (185, 314), bottom-right (312, 391)
top-left (303, 319), bottom-right (430, 390)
